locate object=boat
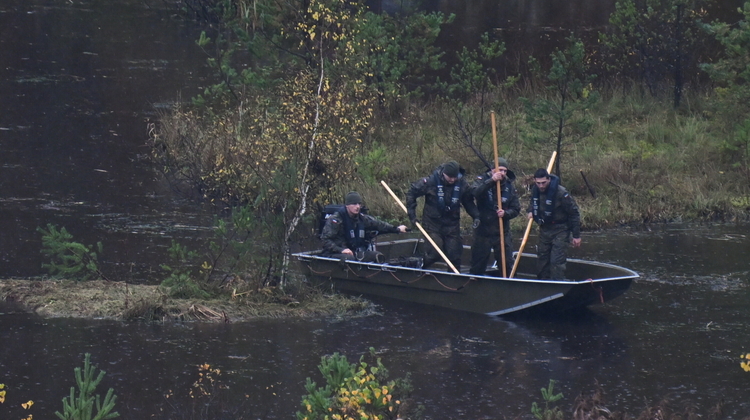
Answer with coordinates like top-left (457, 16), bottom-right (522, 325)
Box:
top-left (293, 237), bottom-right (638, 316)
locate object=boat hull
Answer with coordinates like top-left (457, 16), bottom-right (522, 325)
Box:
top-left (293, 238), bottom-right (637, 316)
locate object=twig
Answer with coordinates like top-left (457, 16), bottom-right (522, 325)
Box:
top-left (579, 170), bottom-right (596, 198)
top-left (452, 109), bottom-right (492, 170)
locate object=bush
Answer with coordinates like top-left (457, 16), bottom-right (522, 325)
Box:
top-left (56, 353), bottom-right (119, 420)
top-left (38, 224), bottom-right (106, 281)
top-left (297, 348), bottom-right (423, 420)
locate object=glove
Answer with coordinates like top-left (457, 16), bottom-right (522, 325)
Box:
top-left (410, 218), bottom-right (420, 228)
top-left (472, 218), bottom-right (480, 229)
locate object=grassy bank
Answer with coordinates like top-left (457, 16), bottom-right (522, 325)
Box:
top-left (152, 84), bottom-right (750, 290)
top-left (338, 89), bottom-right (750, 232)
top-left (0, 279), bottom-right (377, 321)
top-left (157, 87), bottom-right (750, 235)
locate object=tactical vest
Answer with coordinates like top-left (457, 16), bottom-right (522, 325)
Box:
top-left (531, 175), bottom-right (560, 225)
top-left (432, 171), bottom-right (462, 216)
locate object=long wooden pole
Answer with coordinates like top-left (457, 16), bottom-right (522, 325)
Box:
top-left (509, 151), bottom-right (557, 278)
top-left (381, 180), bottom-right (460, 274)
top-left (491, 111), bottom-right (507, 277)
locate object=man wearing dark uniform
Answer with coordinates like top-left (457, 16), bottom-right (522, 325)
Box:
top-left (321, 191), bottom-right (407, 262)
top-left (469, 158), bottom-right (521, 276)
top-left (526, 168), bottom-right (582, 280)
top-left (406, 161), bottom-right (479, 271)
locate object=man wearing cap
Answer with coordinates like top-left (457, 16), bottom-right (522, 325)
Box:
top-left (321, 191), bottom-right (408, 262)
top-left (526, 168), bottom-right (581, 280)
top-left (469, 158), bottom-right (521, 276)
top-left (406, 161), bottom-right (479, 270)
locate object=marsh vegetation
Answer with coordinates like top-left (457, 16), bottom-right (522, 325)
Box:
top-left (151, 0), bottom-right (750, 294)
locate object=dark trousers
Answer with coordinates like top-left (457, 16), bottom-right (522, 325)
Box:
top-left (536, 224), bottom-right (570, 280)
top-left (470, 232), bottom-right (513, 276)
top-left (422, 224), bottom-right (462, 271)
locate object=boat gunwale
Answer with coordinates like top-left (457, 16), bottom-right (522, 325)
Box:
top-left (292, 238), bottom-right (639, 285)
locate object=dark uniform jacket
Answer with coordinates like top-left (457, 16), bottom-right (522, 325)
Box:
top-left (321, 210), bottom-right (400, 255)
top-left (471, 169), bottom-right (521, 237)
top-left (527, 177), bottom-right (581, 238)
top-left (406, 164), bottom-right (479, 230)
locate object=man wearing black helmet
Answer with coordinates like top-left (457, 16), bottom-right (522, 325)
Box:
top-left (321, 191), bottom-right (408, 262)
top-left (406, 161), bottom-right (479, 271)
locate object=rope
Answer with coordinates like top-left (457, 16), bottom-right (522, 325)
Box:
top-left (302, 261), bottom-right (475, 291)
top-left (344, 264), bottom-right (383, 279)
top-left (306, 264), bottom-right (334, 276)
top-left (587, 278), bottom-right (604, 303)
top-left (388, 270), bottom-right (426, 284)
top-left (433, 274), bottom-right (475, 291)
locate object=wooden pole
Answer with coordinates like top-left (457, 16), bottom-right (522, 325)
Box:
top-left (509, 151), bottom-right (557, 278)
top-left (491, 111), bottom-right (507, 277)
top-left (381, 180), bottom-right (460, 274)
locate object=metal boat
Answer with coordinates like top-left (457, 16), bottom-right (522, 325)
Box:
top-left (293, 238), bottom-right (638, 316)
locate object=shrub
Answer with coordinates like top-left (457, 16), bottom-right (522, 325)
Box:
top-left (55, 353), bottom-right (119, 420)
top-left (297, 348), bottom-right (422, 420)
top-left (159, 240), bottom-right (210, 299)
top-left (38, 224), bottom-right (106, 281)
top-left (532, 379), bottom-right (565, 420)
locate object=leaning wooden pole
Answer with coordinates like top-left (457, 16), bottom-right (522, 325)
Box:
top-left (509, 151), bottom-right (557, 278)
top-left (381, 180), bottom-right (460, 274)
top-left (491, 111), bottom-right (507, 277)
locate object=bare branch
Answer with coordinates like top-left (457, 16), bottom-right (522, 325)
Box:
top-left (452, 108), bottom-right (492, 170)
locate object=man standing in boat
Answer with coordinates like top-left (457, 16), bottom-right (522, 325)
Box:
top-left (321, 191), bottom-right (408, 262)
top-left (406, 160), bottom-right (479, 271)
top-left (469, 158), bottom-right (521, 276)
top-left (526, 168), bottom-right (581, 280)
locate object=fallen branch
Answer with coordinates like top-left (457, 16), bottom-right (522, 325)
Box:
top-left (580, 170), bottom-right (596, 198)
top-left (188, 304), bottom-right (224, 321)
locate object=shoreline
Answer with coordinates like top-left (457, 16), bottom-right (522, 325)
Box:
top-left (0, 279), bottom-right (377, 322)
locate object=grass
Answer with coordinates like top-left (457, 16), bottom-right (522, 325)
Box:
top-left (569, 385), bottom-right (724, 420)
top-left (0, 279), bottom-right (378, 321)
top-left (146, 78), bottom-right (750, 305)
top-left (332, 87), bottom-right (750, 231)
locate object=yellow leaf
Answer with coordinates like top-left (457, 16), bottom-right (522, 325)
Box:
top-left (22, 400), bottom-right (34, 409)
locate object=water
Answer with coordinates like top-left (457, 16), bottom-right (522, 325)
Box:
top-left (0, 0), bottom-right (215, 280)
top-left (2, 1), bottom-right (750, 419)
top-left (3, 224), bottom-right (750, 419)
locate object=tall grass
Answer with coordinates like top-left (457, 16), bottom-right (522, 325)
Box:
top-left (338, 86), bottom-right (750, 229)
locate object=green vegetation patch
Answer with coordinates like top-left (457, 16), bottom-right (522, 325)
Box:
top-left (0, 279), bottom-right (377, 321)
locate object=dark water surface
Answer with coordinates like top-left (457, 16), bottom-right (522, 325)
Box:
top-left (3, 223), bottom-right (750, 419)
top-left (0, 0), bottom-right (214, 280)
top-left (2, 1), bottom-right (750, 419)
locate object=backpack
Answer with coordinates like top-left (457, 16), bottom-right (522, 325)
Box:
top-left (317, 203), bottom-right (369, 237)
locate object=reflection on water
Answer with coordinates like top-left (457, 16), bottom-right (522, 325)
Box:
top-left (3, 223), bottom-right (750, 419)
